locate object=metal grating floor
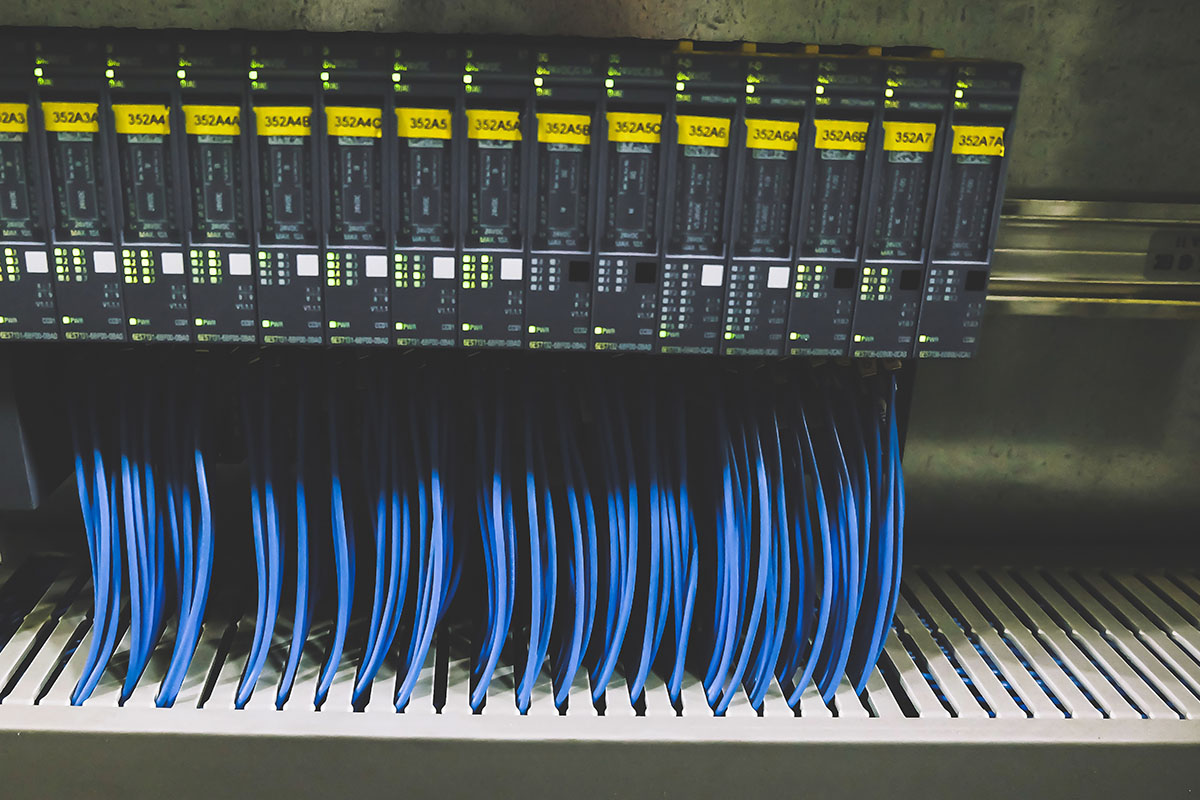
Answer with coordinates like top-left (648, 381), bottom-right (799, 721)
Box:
top-left (3, 559), bottom-right (1200, 721)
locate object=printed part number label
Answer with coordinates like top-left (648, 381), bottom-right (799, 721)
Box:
top-left (883, 121), bottom-right (936, 152)
top-left (184, 105), bottom-right (241, 136)
top-left (814, 119), bottom-right (869, 151)
top-left (744, 118), bottom-right (799, 151)
top-left (677, 115), bottom-right (730, 148)
top-left (396, 108), bottom-right (452, 139)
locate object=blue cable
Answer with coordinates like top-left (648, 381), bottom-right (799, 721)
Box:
top-left (161, 391), bottom-right (216, 705)
top-left (517, 397), bottom-right (545, 713)
top-left (395, 387), bottom-right (440, 710)
top-left (668, 396), bottom-right (697, 702)
top-left (855, 379), bottom-right (895, 693)
top-left (158, 392), bottom-right (214, 707)
top-left (817, 381), bottom-right (861, 701)
top-left (278, 378), bottom-right (313, 708)
top-left (355, 384), bottom-right (392, 705)
top-left (592, 397), bottom-right (621, 700)
top-left (715, 413), bottom-right (770, 716)
top-left (786, 407), bottom-right (834, 708)
top-left (76, 466), bottom-right (123, 704)
top-left (318, 377), bottom-right (354, 708)
top-left (358, 373), bottom-right (410, 705)
top-left (753, 410), bottom-right (791, 709)
top-left (156, 395), bottom-right (188, 707)
top-left (706, 407), bottom-right (740, 708)
top-left (238, 376), bottom-right (280, 709)
top-left (591, 392), bottom-right (631, 703)
top-left (527, 394), bottom-right (558, 712)
top-left (119, 397), bottom-right (146, 701)
top-left (629, 389), bottom-right (662, 706)
top-left (553, 387), bottom-right (588, 709)
top-left (471, 391), bottom-right (506, 710)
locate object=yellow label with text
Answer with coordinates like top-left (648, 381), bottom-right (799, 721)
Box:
top-left (0, 103), bottom-right (29, 133)
top-left (676, 115), bottom-right (730, 147)
top-left (883, 121), bottom-right (936, 152)
top-left (466, 109), bottom-right (521, 141)
top-left (183, 105), bottom-right (241, 135)
top-left (951, 125), bottom-right (1005, 157)
top-left (814, 119), bottom-right (869, 150)
top-left (744, 118), bottom-right (799, 151)
top-left (112, 104), bottom-right (170, 135)
top-left (537, 113), bottom-right (590, 145)
top-left (325, 106), bottom-right (382, 138)
top-left (43, 102), bottom-right (99, 133)
top-left (396, 108), bottom-right (452, 139)
top-left (607, 112), bottom-right (662, 144)
top-left (254, 106), bottom-right (312, 136)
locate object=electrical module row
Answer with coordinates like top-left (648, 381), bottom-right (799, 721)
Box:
top-left (0, 28), bottom-right (1021, 357)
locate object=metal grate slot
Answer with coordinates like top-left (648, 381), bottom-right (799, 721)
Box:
top-left (2, 559), bottom-right (1200, 721)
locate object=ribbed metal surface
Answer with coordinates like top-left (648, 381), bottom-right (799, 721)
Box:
top-left (3, 560), bottom-right (1200, 720)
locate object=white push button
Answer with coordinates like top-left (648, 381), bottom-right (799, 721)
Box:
top-left (229, 253), bottom-right (252, 275)
top-left (701, 263), bottom-right (724, 287)
top-left (432, 256), bottom-right (455, 280)
top-left (93, 251), bottom-right (117, 274)
top-left (24, 251), bottom-right (48, 274)
top-left (500, 257), bottom-right (523, 281)
top-left (162, 252), bottom-right (184, 275)
top-left (767, 265), bottom-right (790, 289)
top-left (365, 254), bottom-right (388, 278)
top-left (297, 253), bottom-right (319, 277)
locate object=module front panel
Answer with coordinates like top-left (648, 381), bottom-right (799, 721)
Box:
top-left (109, 102), bottom-right (190, 342)
top-left (42, 100), bottom-right (125, 341)
top-left (181, 103), bottom-right (257, 342)
top-left (0, 100), bottom-right (57, 341)
top-left (0, 29), bottom-right (1021, 358)
top-left (916, 61), bottom-right (1022, 359)
top-left (253, 104), bottom-right (323, 344)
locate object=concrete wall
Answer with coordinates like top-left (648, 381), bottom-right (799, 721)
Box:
top-left (2, 0), bottom-right (1197, 199)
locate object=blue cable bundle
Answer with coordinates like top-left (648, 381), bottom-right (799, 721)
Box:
top-left (237, 368), bottom-right (285, 709)
top-left (66, 355), bottom-right (906, 715)
top-left (156, 375), bottom-right (215, 707)
top-left (276, 376), bottom-right (315, 708)
top-left (551, 381), bottom-right (597, 711)
top-left (70, 388), bottom-right (122, 706)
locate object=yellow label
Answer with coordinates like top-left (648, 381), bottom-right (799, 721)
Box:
top-left (952, 125), bottom-right (1005, 157)
top-left (676, 114), bottom-right (730, 147)
top-left (112, 104), bottom-right (170, 135)
top-left (814, 119), bottom-right (869, 150)
top-left (396, 107), bottom-right (452, 139)
top-left (744, 118), bottom-right (799, 151)
top-left (325, 106), bottom-right (382, 138)
top-left (466, 109), bottom-right (521, 141)
top-left (607, 112), bottom-right (662, 144)
top-left (883, 121), bottom-right (936, 153)
top-left (0, 103), bottom-right (29, 133)
top-left (42, 102), bottom-right (100, 133)
top-left (537, 113), bottom-right (591, 145)
top-left (183, 105), bottom-right (241, 135)
top-left (254, 106), bottom-right (312, 136)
